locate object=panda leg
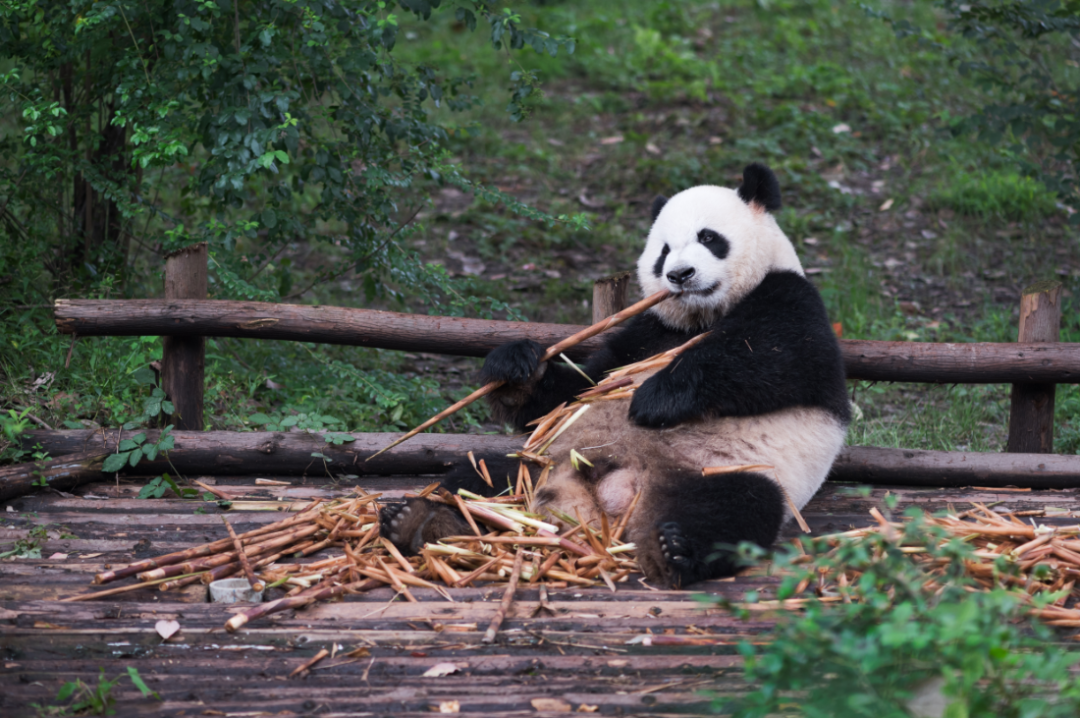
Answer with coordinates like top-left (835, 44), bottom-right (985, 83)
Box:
top-left (633, 471), bottom-right (785, 587)
top-left (379, 472), bottom-right (503, 555)
top-left (379, 498), bottom-right (472, 555)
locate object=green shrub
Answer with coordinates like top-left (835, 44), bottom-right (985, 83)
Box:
top-left (927, 171), bottom-right (1059, 221)
top-left (722, 508), bottom-right (1080, 717)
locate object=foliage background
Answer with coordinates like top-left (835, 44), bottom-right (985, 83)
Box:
top-left (1, 0), bottom-right (1078, 455)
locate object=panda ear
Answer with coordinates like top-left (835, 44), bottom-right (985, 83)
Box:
top-left (737, 163), bottom-right (782, 212)
top-left (650, 195), bottom-right (668, 222)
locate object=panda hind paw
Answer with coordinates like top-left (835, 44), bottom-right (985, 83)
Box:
top-left (378, 498), bottom-right (469, 555)
top-left (656, 521), bottom-right (695, 582)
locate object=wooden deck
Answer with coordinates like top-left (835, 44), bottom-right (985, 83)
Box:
top-left (3, 474), bottom-right (1078, 716)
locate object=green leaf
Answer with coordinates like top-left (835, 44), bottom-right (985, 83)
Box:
top-left (103, 452), bottom-right (131, 473)
top-left (132, 366), bottom-right (158, 386)
top-left (126, 667), bottom-right (158, 698)
top-left (129, 450), bottom-right (143, 468)
top-left (261, 208), bottom-right (277, 229)
top-left (248, 413), bottom-right (273, 424)
top-left (117, 439), bottom-right (139, 452)
top-left (56, 681), bottom-right (79, 701)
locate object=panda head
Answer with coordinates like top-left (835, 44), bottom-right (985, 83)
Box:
top-left (637, 163), bottom-right (803, 331)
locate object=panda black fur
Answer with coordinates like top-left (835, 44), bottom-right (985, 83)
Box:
top-left (381, 163), bottom-right (850, 587)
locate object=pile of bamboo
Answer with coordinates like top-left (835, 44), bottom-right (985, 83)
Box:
top-left (64, 478), bottom-right (641, 634)
top-left (787, 506), bottom-right (1080, 628)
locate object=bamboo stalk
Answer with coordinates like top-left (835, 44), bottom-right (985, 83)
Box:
top-left (483, 551), bottom-right (525, 644)
top-left (290, 648), bottom-right (329, 678)
top-left (222, 515), bottom-right (264, 592)
top-left (367, 289), bottom-right (672, 459)
top-left (225, 578), bottom-right (382, 633)
top-left (92, 502), bottom-right (321, 584)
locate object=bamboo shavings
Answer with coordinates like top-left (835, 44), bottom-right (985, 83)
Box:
top-left (776, 505), bottom-right (1080, 632)
top-left (65, 482), bottom-right (644, 632)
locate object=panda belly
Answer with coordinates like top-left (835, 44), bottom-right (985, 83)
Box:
top-left (658, 407), bottom-right (846, 517)
top-left (539, 390), bottom-right (845, 525)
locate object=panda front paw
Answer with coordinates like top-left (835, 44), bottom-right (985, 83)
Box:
top-left (628, 372), bottom-right (697, 428)
top-left (480, 339), bottom-right (547, 385)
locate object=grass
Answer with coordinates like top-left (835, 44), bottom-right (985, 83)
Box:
top-left (1, 0), bottom-right (1078, 457)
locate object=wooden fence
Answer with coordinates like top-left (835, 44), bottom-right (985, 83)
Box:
top-left (26, 241), bottom-right (1080, 494)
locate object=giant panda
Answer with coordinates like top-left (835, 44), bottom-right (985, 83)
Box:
top-left (381, 163), bottom-right (850, 587)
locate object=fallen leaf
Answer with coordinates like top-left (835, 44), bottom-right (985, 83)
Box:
top-left (831, 123), bottom-right (851, 133)
top-left (155, 619), bottom-right (181, 640)
top-left (879, 198), bottom-right (894, 211)
top-left (645, 143), bottom-right (661, 155)
top-left (531, 698), bottom-right (572, 712)
top-left (607, 660), bottom-right (629, 668)
top-left (599, 135), bottom-right (624, 145)
top-left (422, 662), bottom-right (461, 678)
top-left (438, 701), bottom-right (460, 713)
top-left (48, 553), bottom-right (68, 560)
top-left (577, 706), bottom-right (599, 713)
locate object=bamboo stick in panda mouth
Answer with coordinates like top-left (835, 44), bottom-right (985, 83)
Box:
top-left (366, 289), bottom-right (673, 460)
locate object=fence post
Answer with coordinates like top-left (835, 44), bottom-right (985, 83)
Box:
top-left (592, 271), bottom-right (632, 324)
top-left (1006, 280), bottom-right (1062, 453)
top-left (161, 242), bottom-right (208, 431)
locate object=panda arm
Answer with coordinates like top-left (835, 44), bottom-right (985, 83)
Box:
top-left (483, 314), bottom-right (691, 431)
top-left (629, 271), bottom-right (849, 427)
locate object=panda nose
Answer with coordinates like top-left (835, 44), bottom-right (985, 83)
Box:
top-left (666, 267), bottom-right (695, 285)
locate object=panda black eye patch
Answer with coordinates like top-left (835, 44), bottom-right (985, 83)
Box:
top-left (652, 244), bottom-right (670, 277)
top-left (697, 229), bottom-right (729, 259)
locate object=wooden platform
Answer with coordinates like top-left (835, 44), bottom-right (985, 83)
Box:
top-left (3, 475), bottom-right (1078, 716)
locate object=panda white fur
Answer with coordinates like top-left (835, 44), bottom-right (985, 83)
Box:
top-left (381, 163), bottom-right (850, 587)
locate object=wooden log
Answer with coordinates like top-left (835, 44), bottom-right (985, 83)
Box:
top-left (15, 431), bottom-right (1080, 490)
top-left (830, 445), bottom-right (1080, 489)
top-left (54, 299), bottom-right (1080, 382)
top-left (53, 298), bottom-right (605, 360)
top-left (21, 429), bottom-right (523, 481)
top-left (592, 271), bottom-right (631, 324)
top-left (1007, 280), bottom-right (1062, 454)
top-left (0, 452), bottom-right (108, 503)
top-left (161, 243), bottom-right (207, 430)
top-left (840, 339), bottom-right (1080, 384)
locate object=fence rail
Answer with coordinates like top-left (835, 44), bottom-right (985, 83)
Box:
top-left (54, 298), bottom-right (1080, 384)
